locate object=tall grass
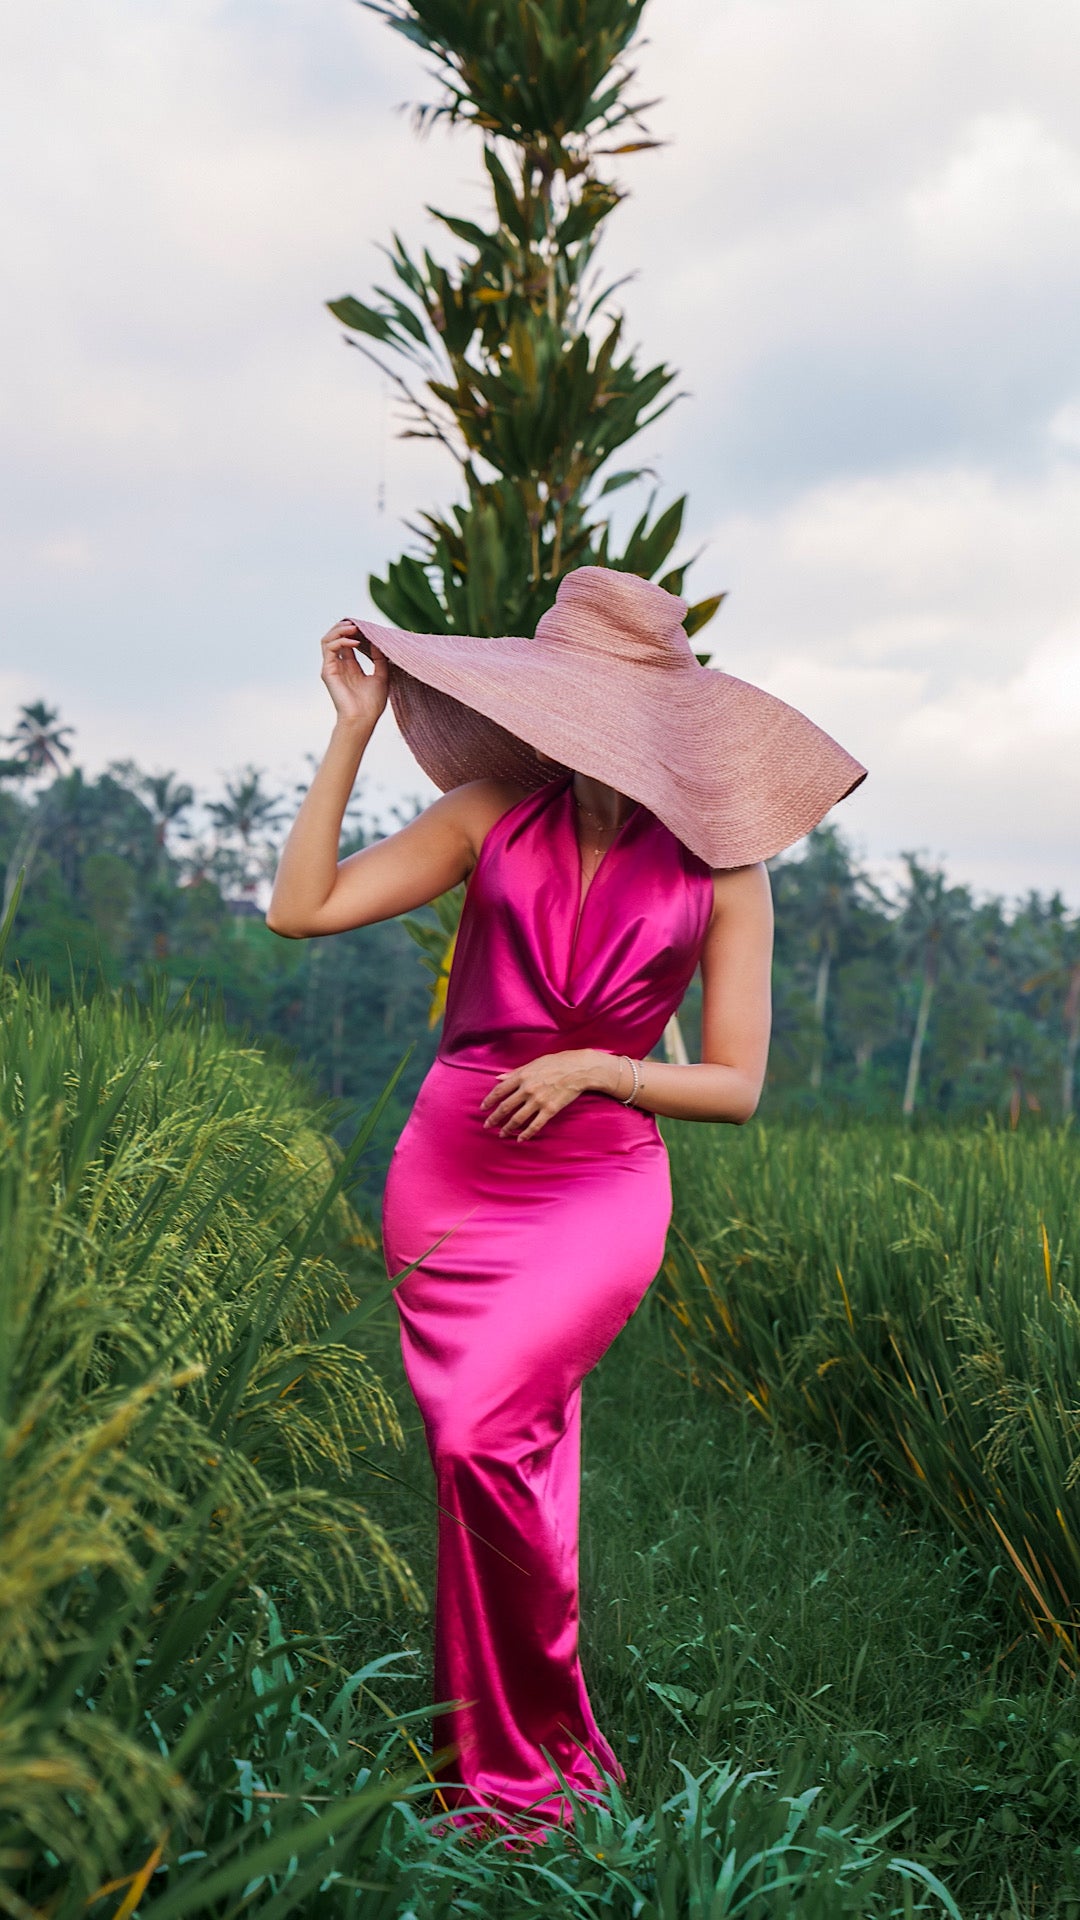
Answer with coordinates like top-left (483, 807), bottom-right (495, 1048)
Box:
top-left (11, 879), bottom-right (1047, 1912)
top-left (659, 1116), bottom-right (1080, 1673)
top-left (0, 951), bottom-right (423, 1910)
top-left (0, 958), bottom-right (970, 1916)
top-left (362, 1752), bottom-right (965, 1917)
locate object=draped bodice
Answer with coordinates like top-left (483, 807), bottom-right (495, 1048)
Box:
top-left (437, 774), bottom-right (715, 1072)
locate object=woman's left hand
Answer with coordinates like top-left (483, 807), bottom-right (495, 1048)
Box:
top-left (480, 1050), bottom-right (596, 1141)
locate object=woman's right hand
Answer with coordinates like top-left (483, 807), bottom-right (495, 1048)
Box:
top-left (320, 618), bottom-right (390, 730)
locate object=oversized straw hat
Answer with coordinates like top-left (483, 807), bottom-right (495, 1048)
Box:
top-left (352, 565), bottom-right (867, 870)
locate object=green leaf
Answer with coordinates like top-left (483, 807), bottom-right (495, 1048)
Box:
top-left (596, 466), bottom-right (651, 499)
top-left (370, 284), bottom-right (429, 344)
top-left (325, 294), bottom-right (396, 343)
top-left (684, 591), bottom-right (726, 638)
top-left (429, 207), bottom-right (492, 251)
top-left (0, 866), bottom-right (24, 966)
top-left (484, 145), bottom-right (527, 242)
top-left (143, 1775), bottom-right (420, 1917)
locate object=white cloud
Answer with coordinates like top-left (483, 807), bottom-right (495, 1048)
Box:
top-left (1047, 398), bottom-right (1080, 454)
top-left (593, 0), bottom-right (1080, 505)
top-left (708, 456), bottom-right (1080, 677)
top-left (701, 458), bottom-right (1080, 901)
top-left (0, 0), bottom-right (466, 502)
top-left (904, 111), bottom-right (1080, 270)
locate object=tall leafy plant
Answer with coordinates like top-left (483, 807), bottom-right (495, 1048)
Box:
top-left (331, 0), bottom-right (723, 643)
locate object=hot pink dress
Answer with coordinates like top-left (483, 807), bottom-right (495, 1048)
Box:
top-left (381, 772), bottom-right (714, 1829)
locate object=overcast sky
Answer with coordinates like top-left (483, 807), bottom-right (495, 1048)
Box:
top-left (3, 0), bottom-right (1079, 907)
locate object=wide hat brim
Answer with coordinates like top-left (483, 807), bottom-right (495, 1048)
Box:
top-left (352, 569), bottom-right (867, 870)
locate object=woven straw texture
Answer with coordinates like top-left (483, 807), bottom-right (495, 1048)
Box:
top-left (353, 566), bottom-right (867, 869)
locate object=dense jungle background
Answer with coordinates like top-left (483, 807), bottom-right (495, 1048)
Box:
top-left (2, 694), bottom-right (1077, 1197)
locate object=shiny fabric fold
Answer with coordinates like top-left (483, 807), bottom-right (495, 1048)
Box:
top-left (381, 775), bottom-right (715, 1828)
top-left (440, 774), bottom-right (713, 1071)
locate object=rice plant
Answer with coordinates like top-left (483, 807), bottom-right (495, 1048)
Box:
top-left (0, 939), bottom-right (422, 1908)
top-left (659, 1115), bottom-right (1080, 1674)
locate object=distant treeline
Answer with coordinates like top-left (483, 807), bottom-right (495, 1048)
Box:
top-left (2, 702), bottom-right (1077, 1159)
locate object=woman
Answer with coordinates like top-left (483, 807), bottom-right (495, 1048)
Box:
top-left (267, 566), bottom-right (866, 1835)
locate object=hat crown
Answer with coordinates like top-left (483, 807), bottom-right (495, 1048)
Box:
top-left (533, 565), bottom-right (694, 668)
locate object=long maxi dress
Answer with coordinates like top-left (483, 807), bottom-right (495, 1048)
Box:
top-left (381, 771), bottom-right (715, 1828)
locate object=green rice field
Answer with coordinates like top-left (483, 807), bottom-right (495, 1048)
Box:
top-left (4, 953), bottom-right (1080, 1914)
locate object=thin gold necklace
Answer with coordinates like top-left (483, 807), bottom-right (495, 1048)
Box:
top-left (572, 789), bottom-right (622, 833)
top-left (573, 791), bottom-right (622, 890)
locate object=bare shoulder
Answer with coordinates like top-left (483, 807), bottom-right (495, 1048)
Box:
top-left (707, 860), bottom-right (774, 930)
top-left (438, 777), bottom-right (534, 870)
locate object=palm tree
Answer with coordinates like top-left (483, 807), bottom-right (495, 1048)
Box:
top-left (1022, 899), bottom-right (1080, 1120)
top-left (775, 825), bottom-right (886, 1092)
top-left (895, 855), bottom-right (971, 1118)
top-left (833, 947), bottom-right (898, 1080)
top-left (1, 703), bottom-right (78, 914)
top-left (208, 768), bottom-right (285, 898)
top-left (0, 706), bottom-right (77, 913)
top-left (5, 702), bottom-right (74, 778)
top-left (141, 771), bottom-right (195, 855)
top-left (772, 825), bottom-right (891, 1098)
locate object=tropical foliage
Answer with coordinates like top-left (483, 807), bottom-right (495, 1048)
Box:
top-left (0, 719), bottom-right (438, 1185)
top-left (758, 829), bottom-right (1080, 1123)
top-left (330, 0), bottom-right (723, 645)
top-left (1, 918), bottom-right (977, 1915)
top-left (365, 1752), bottom-right (964, 1917)
top-left (2, 704), bottom-right (1079, 1131)
top-left (661, 1116), bottom-right (1080, 1672)
top-left (0, 926), bottom-right (424, 1909)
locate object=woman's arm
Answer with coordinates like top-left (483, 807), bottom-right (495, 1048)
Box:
top-left (265, 618), bottom-right (525, 937)
top-left (479, 862), bottom-right (774, 1138)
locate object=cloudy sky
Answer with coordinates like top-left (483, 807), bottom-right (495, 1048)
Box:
top-left (3, 0), bottom-right (1079, 906)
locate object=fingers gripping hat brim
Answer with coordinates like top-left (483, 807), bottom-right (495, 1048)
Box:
top-left (351, 570), bottom-right (867, 869)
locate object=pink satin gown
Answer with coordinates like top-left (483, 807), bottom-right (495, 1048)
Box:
top-left (381, 772), bottom-right (714, 1829)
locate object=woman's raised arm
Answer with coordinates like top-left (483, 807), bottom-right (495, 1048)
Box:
top-left (265, 617), bottom-right (523, 938)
